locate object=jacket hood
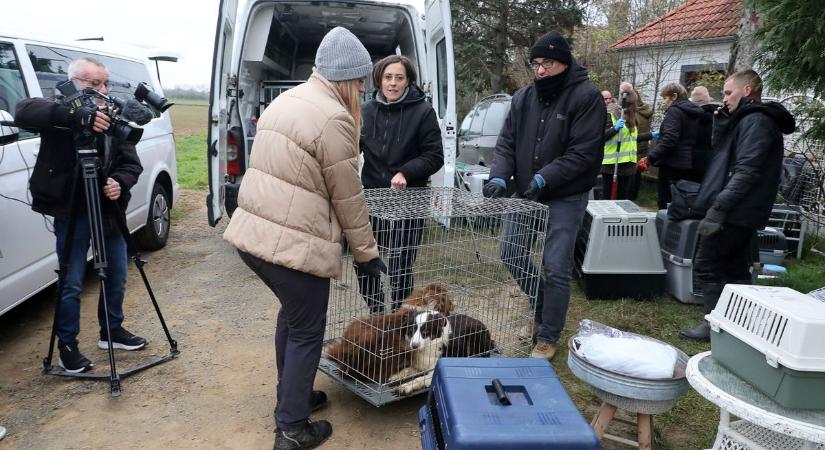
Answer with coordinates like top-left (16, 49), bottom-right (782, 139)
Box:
top-left (739, 100), bottom-right (796, 135)
top-left (670, 97), bottom-right (704, 118)
top-left (562, 59), bottom-right (590, 89)
top-left (373, 83), bottom-right (426, 108)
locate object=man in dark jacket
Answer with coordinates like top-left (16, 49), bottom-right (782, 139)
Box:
top-left (689, 86), bottom-right (719, 181)
top-left (681, 70), bottom-right (795, 340)
top-left (482, 31), bottom-right (605, 360)
top-left (15, 57), bottom-right (146, 372)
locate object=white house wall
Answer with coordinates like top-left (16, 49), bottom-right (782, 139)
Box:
top-left (617, 40), bottom-right (733, 112)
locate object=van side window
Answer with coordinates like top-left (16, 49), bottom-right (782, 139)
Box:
top-left (435, 38), bottom-right (448, 118)
top-left (26, 45), bottom-right (153, 100)
top-left (0, 42), bottom-right (36, 139)
top-left (467, 102), bottom-right (488, 135)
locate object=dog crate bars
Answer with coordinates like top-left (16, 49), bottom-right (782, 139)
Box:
top-left (319, 187), bottom-right (548, 406)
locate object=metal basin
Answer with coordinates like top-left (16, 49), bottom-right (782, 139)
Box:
top-left (567, 336), bottom-right (690, 414)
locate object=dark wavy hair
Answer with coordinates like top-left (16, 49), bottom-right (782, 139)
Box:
top-left (372, 55), bottom-right (418, 89)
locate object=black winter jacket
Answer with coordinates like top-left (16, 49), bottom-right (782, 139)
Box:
top-left (695, 100), bottom-right (795, 228)
top-left (15, 97), bottom-right (143, 219)
top-left (489, 61), bottom-right (605, 201)
top-left (647, 98), bottom-right (703, 170)
top-left (360, 84), bottom-right (444, 189)
top-left (692, 103), bottom-right (718, 180)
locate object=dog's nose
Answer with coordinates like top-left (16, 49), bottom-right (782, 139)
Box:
top-left (410, 342), bottom-right (419, 349)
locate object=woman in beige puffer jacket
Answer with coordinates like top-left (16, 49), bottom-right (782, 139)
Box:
top-left (223, 27), bottom-right (385, 450)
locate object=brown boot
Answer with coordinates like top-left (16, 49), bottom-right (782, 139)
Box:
top-left (530, 341), bottom-right (558, 361)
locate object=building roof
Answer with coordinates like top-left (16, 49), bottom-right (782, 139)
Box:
top-left (610, 0), bottom-right (742, 49)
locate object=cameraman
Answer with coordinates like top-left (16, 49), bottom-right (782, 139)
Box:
top-left (15, 57), bottom-right (145, 373)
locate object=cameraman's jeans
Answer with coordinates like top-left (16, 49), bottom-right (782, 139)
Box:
top-left (499, 191), bottom-right (589, 344)
top-left (54, 214), bottom-right (127, 347)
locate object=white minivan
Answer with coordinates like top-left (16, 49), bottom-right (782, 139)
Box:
top-left (0, 33), bottom-right (179, 315)
top-left (207, 0), bottom-right (457, 224)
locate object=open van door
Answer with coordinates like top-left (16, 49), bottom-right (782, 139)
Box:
top-left (207, 0), bottom-right (238, 226)
top-left (424, 0), bottom-right (457, 189)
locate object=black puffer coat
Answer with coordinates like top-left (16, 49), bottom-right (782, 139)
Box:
top-left (360, 84), bottom-right (444, 189)
top-left (647, 98), bottom-right (703, 170)
top-left (695, 100), bottom-right (795, 228)
top-left (489, 60), bottom-right (605, 201)
top-left (15, 97), bottom-right (143, 219)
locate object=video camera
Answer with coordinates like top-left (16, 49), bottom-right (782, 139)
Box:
top-left (56, 80), bottom-right (174, 145)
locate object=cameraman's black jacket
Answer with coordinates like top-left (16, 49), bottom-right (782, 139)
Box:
top-left (15, 98), bottom-right (143, 219)
top-left (695, 100), bottom-right (795, 228)
top-left (489, 60), bottom-right (605, 201)
top-left (360, 84), bottom-right (444, 189)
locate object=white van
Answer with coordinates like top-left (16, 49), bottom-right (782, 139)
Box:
top-left (0, 33), bottom-right (179, 315)
top-left (207, 0), bottom-right (457, 224)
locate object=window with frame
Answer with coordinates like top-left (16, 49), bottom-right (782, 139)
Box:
top-left (435, 38), bottom-right (448, 118)
top-left (0, 42), bottom-right (36, 139)
top-left (482, 101), bottom-right (508, 135)
top-left (26, 44), bottom-right (154, 100)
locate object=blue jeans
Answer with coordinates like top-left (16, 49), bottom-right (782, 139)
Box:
top-left (500, 191), bottom-right (589, 343)
top-left (54, 214), bottom-right (128, 347)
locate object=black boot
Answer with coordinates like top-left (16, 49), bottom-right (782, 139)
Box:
top-left (680, 321), bottom-right (711, 341)
top-left (274, 390), bottom-right (328, 421)
top-left (274, 420), bottom-right (332, 450)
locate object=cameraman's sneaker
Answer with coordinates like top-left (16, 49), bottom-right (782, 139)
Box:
top-left (58, 344), bottom-right (94, 373)
top-left (274, 420), bottom-right (332, 450)
top-left (98, 327), bottom-right (147, 351)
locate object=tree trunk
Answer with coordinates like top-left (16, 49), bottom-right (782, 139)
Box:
top-left (728, 6), bottom-right (761, 73)
top-left (489, 2), bottom-right (509, 93)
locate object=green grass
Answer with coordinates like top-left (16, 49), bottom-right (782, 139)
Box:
top-left (758, 236), bottom-right (825, 292)
top-left (175, 130), bottom-right (208, 191)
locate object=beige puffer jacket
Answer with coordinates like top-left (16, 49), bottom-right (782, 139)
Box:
top-left (224, 73), bottom-right (379, 279)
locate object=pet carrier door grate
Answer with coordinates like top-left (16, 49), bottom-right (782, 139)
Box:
top-left (320, 187), bottom-right (548, 406)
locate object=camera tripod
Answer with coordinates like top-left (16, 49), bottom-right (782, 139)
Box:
top-left (42, 137), bottom-right (178, 397)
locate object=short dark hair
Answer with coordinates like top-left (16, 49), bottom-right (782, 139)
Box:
top-left (728, 69), bottom-right (763, 99)
top-left (372, 55), bottom-right (417, 89)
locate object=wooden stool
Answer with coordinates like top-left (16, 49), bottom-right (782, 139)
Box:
top-left (590, 402), bottom-right (654, 450)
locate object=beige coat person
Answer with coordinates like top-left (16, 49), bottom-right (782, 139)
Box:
top-left (223, 72), bottom-right (378, 279)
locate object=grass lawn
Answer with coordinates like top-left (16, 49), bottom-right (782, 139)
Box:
top-left (167, 123), bottom-right (824, 447)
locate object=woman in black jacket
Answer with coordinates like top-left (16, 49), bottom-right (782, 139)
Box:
top-left (357, 55), bottom-right (444, 312)
top-left (638, 82), bottom-right (703, 209)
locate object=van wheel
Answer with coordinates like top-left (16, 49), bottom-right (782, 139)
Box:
top-left (135, 182), bottom-right (171, 250)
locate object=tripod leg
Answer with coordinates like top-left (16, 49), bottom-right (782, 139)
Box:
top-left (81, 156), bottom-right (121, 397)
top-left (133, 257), bottom-right (178, 353)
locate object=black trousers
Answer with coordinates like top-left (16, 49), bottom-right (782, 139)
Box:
top-left (355, 216), bottom-right (424, 313)
top-left (238, 250), bottom-right (330, 432)
top-left (657, 166), bottom-right (698, 210)
top-left (600, 173), bottom-right (634, 200)
top-left (693, 225), bottom-right (756, 314)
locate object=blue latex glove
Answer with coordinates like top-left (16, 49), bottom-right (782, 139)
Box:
top-left (651, 130), bottom-right (661, 139)
top-left (613, 119), bottom-right (625, 131)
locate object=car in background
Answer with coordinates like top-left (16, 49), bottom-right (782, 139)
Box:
top-left (456, 93), bottom-right (510, 166)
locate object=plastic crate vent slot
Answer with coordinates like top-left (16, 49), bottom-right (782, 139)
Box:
top-left (515, 367), bottom-right (534, 377)
top-left (537, 411), bottom-right (561, 425)
top-left (723, 292), bottom-right (787, 348)
top-left (607, 224), bottom-right (645, 237)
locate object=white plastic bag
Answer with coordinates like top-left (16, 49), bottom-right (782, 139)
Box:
top-left (576, 333), bottom-right (678, 379)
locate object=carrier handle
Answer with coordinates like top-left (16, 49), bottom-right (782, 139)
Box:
top-left (492, 378), bottom-right (511, 405)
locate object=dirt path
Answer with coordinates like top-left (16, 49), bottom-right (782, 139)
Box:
top-left (0, 190), bottom-right (422, 450)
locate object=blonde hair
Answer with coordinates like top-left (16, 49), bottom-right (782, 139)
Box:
top-left (331, 78), bottom-right (363, 149)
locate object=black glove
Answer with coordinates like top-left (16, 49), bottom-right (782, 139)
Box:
top-left (69, 104), bottom-right (98, 132)
top-left (356, 257), bottom-right (387, 277)
top-left (523, 175), bottom-right (545, 201)
top-left (698, 207), bottom-right (726, 237)
top-left (482, 179), bottom-right (506, 198)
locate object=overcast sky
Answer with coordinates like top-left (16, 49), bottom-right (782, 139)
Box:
top-left (5, 0), bottom-right (427, 90)
top-left (5, 0), bottom-right (222, 90)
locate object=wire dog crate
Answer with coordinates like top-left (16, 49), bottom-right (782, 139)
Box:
top-left (320, 187), bottom-right (548, 406)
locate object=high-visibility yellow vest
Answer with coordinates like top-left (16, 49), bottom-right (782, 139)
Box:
top-left (603, 113), bottom-right (638, 165)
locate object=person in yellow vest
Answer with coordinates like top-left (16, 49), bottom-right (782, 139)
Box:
top-left (599, 88), bottom-right (655, 199)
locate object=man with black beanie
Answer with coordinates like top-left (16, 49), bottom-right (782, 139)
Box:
top-left (482, 31), bottom-right (605, 361)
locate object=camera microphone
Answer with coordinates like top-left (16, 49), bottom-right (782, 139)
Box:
top-left (113, 98), bottom-right (155, 126)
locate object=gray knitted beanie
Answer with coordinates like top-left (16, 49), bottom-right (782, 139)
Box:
top-left (315, 27), bottom-right (372, 81)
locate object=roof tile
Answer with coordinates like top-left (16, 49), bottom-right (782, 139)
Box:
top-left (611, 0), bottom-right (742, 49)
